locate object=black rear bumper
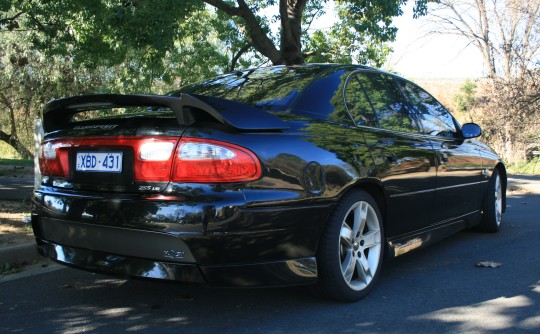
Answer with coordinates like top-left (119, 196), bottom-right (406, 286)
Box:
top-left (31, 186), bottom-right (329, 286)
top-left (35, 239), bottom-right (318, 287)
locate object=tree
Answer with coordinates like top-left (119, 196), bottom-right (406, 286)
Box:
top-left (425, 0), bottom-right (540, 164)
top-left (0, 2), bottom-right (255, 156)
top-left (426, 0), bottom-right (540, 80)
top-left (472, 72), bottom-right (540, 164)
top-left (0, 1), bottom-right (429, 156)
top-left (0, 33), bottom-right (111, 159)
top-left (204, 0), bottom-right (429, 65)
top-left (2, 1), bottom-right (430, 67)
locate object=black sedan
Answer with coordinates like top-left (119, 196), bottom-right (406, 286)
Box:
top-left (32, 64), bottom-right (506, 302)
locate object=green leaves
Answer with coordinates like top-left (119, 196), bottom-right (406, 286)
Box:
top-left (0, 0), bottom-right (431, 157)
top-left (302, 0), bottom-right (423, 66)
top-left (2, 1), bottom-right (430, 84)
top-left (452, 80), bottom-right (477, 113)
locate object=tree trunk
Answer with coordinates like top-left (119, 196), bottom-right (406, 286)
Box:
top-left (279, 0), bottom-right (307, 65)
top-left (204, 0), bottom-right (283, 64)
top-left (476, 0), bottom-right (497, 78)
top-left (204, 0), bottom-right (309, 65)
top-left (0, 130), bottom-right (33, 159)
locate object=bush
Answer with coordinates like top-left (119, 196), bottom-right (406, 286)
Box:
top-left (452, 80), bottom-right (477, 113)
top-left (471, 73), bottom-right (540, 166)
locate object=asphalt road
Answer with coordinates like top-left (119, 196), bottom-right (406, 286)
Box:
top-left (0, 177), bottom-right (34, 200)
top-left (1, 193), bottom-right (539, 334)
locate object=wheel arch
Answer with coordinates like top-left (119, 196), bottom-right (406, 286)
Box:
top-left (495, 163), bottom-right (507, 213)
top-left (337, 179), bottom-right (388, 228)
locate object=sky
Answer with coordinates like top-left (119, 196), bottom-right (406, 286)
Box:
top-left (262, 2), bottom-right (486, 79)
top-left (387, 2), bottom-right (485, 79)
top-left (306, 2), bottom-right (486, 79)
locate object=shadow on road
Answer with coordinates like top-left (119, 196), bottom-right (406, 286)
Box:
top-left (0, 177), bottom-right (34, 200)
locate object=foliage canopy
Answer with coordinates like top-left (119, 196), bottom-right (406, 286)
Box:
top-left (0, 0), bottom-right (428, 158)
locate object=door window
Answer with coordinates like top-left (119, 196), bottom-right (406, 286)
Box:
top-left (344, 74), bottom-right (378, 127)
top-left (398, 79), bottom-right (457, 137)
top-left (357, 73), bottom-right (419, 133)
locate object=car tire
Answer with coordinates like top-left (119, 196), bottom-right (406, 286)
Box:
top-left (316, 190), bottom-right (384, 302)
top-left (478, 169), bottom-right (503, 233)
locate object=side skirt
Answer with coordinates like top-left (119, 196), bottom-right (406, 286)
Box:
top-left (386, 210), bottom-right (481, 258)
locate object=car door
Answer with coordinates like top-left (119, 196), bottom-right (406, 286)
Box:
top-left (346, 71), bottom-right (438, 237)
top-left (397, 79), bottom-right (485, 223)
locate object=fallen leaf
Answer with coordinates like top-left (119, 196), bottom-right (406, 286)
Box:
top-left (475, 261), bottom-right (502, 268)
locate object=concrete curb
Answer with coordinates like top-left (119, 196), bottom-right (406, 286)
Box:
top-left (0, 242), bottom-right (42, 265)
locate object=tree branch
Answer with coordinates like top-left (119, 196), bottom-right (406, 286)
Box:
top-left (0, 129), bottom-right (33, 159)
top-left (203, 0), bottom-right (241, 16)
top-left (204, 0), bottom-right (283, 64)
top-left (229, 43), bottom-right (252, 71)
top-left (0, 11), bottom-right (25, 28)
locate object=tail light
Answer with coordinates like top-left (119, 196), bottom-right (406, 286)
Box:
top-left (39, 142), bottom-right (70, 177)
top-left (133, 139), bottom-right (177, 181)
top-left (39, 137), bottom-right (261, 183)
top-left (172, 138), bottom-right (261, 182)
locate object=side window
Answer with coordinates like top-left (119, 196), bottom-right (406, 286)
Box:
top-left (357, 73), bottom-right (419, 133)
top-left (344, 74), bottom-right (378, 127)
top-left (398, 79), bottom-right (457, 137)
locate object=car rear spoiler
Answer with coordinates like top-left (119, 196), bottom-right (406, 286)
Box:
top-left (43, 93), bottom-right (289, 133)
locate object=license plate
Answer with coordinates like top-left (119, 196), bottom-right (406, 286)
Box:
top-left (76, 152), bottom-right (123, 172)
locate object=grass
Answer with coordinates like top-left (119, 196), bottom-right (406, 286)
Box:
top-left (0, 262), bottom-right (25, 276)
top-left (0, 141), bottom-right (22, 160)
top-left (0, 141), bottom-right (35, 176)
top-left (507, 158), bottom-right (540, 175)
top-left (0, 158), bottom-right (33, 166)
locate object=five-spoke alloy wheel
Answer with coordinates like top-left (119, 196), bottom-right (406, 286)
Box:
top-left (317, 190), bottom-right (384, 302)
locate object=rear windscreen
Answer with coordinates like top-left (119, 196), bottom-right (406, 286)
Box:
top-left (173, 66), bottom-right (324, 111)
top-left (70, 107), bottom-right (173, 122)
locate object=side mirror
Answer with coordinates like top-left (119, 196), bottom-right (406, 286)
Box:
top-left (461, 123), bottom-right (482, 139)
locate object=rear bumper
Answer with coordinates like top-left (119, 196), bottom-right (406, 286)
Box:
top-left (32, 186), bottom-right (331, 286)
top-left (35, 239), bottom-right (318, 287)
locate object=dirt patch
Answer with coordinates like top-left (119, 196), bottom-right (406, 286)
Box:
top-left (0, 200), bottom-right (33, 247)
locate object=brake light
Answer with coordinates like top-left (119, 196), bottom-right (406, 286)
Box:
top-left (171, 138), bottom-right (261, 182)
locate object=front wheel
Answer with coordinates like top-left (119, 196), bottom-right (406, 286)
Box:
top-left (478, 169), bottom-right (503, 233)
top-left (316, 190), bottom-right (384, 302)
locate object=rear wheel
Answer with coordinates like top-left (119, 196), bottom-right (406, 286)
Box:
top-left (316, 190), bottom-right (384, 302)
top-left (478, 169), bottom-right (503, 232)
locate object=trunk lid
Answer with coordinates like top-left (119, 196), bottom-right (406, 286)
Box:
top-left (39, 94), bottom-right (283, 193)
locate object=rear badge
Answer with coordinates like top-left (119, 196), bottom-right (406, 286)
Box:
top-left (163, 250), bottom-right (185, 260)
top-left (138, 185), bottom-right (161, 191)
top-left (73, 124), bottom-right (118, 130)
